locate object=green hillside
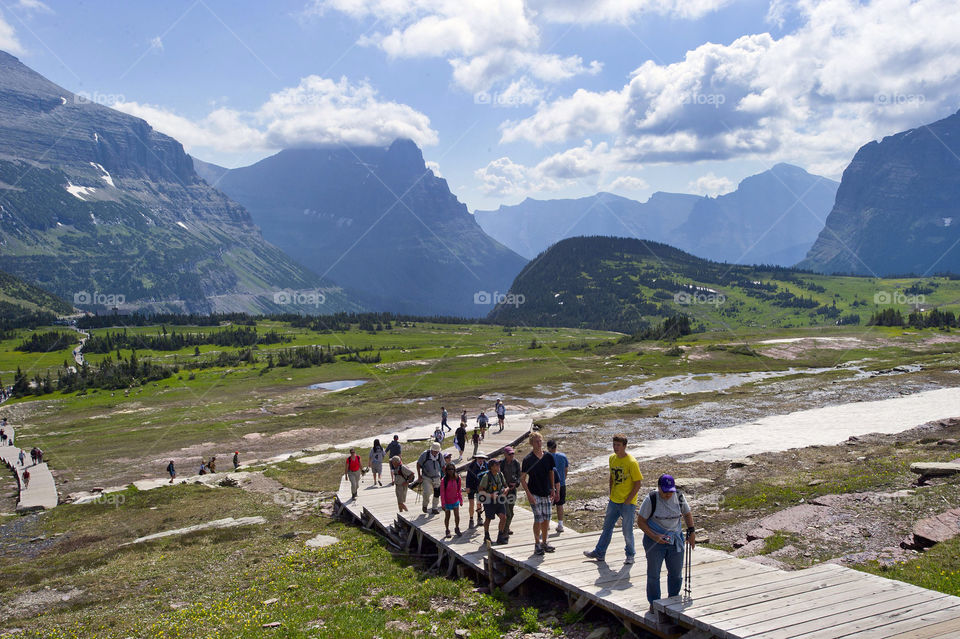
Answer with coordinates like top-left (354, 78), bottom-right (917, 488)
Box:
top-left (488, 236), bottom-right (960, 333)
top-left (0, 269), bottom-right (72, 328)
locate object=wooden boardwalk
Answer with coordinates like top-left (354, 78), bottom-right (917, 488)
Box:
top-left (0, 426), bottom-right (59, 512)
top-left (335, 419), bottom-right (960, 638)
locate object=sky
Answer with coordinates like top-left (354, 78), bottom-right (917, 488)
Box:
top-left (1, 0), bottom-right (959, 211)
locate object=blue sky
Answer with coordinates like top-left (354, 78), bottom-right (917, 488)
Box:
top-left (2, 0), bottom-right (959, 210)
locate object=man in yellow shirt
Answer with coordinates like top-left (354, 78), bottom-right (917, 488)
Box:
top-left (583, 433), bottom-right (643, 564)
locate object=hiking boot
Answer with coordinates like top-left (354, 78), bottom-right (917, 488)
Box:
top-left (431, 507), bottom-right (440, 515)
top-left (556, 522), bottom-right (564, 533)
top-left (542, 543), bottom-right (556, 553)
top-left (483, 534), bottom-right (492, 547)
top-left (495, 532), bottom-right (507, 545)
top-left (454, 527), bottom-right (462, 538)
top-left (445, 529), bottom-right (452, 539)
top-left (468, 518), bottom-right (475, 528)
top-left (422, 505), bottom-right (428, 514)
top-left (583, 550), bottom-right (605, 561)
top-left (624, 555), bottom-right (635, 565)
top-left (534, 544), bottom-right (545, 556)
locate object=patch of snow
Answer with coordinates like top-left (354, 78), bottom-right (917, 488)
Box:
top-left (89, 162), bottom-right (115, 187)
top-left (59, 96), bottom-right (66, 105)
top-left (93, 132), bottom-right (99, 143)
top-left (65, 182), bottom-right (97, 201)
top-left (176, 221), bottom-right (189, 230)
top-left (944, 217), bottom-right (953, 228)
top-left (305, 534), bottom-right (339, 548)
top-left (122, 516), bottom-right (266, 545)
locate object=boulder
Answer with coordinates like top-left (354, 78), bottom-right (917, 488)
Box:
top-left (746, 527), bottom-right (775, 541)
top-left (675, 478), bottom-right (714, 491)
top-left (729, 458), bottom-right (755, 469)
top-left (732, 539), bottom-right (766, 557)
top-left (759, 504), bottom-right (826, 534)
top-left (910, 462), bottom-right (960, 478)
top-left (911, 508), bottom-right (960, 547)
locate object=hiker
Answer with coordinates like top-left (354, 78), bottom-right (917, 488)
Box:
top-left (548, 440), bottom-right (569, 532)
top-left (22, 468), bottom-right (30, 488)
top-left (30, 447), bottom-right (37, 465)
top-left (500, 446), bottom-right (522, 537)
top-left (166, 460), bottom-right (176, 483)
top-left (453, 422), bottom-right (467, 461)
top-left (584, 434), bottom-right (643, 564)
top-left (441, 405), bottom-right (451, 432)
top-left (233, 451), bottom-right (240, 470)
top-left (433, 425), bottom-right (445, 444)
top-left (0, 429), bottom-right (6, 445)
top-left (208, 456), bottom-right (216, 473)
top-left (369, 439), bottom-right (386, 486)
top-left (390, 456), bottom-right (414, 512)
top-left (460, 409), bottom-right (467, 427)
top-left (478, 457), bottom-right (508, 545)
top-left (637, 474), bottom-right (696, 613)
top-left (495, 399), bottom-right (506, 432)
top-left (471, 426), bottom-right (480, 458)
top-left (18, 450), bottom-right (25, 466)
top-left (416, 442), bottom-right (444, 514)
top-left (477, 411), bottom-right (489, 440)
top-left (520, 431), bottom-right (558, 556)
top-left (440, 462), bottom-right (463, 538)
top-left (344, 448), bottom-right (362, 500)
top-left (386, 435), bottom-right (402, 484)
top-left (36, 448), bottom-right (43, 464)
top-left (198, 459), bottom-right (207, 475)
top-left (465, 451), bottom-right (488, 527)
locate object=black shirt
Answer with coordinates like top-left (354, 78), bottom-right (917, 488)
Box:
top-left (521, 451), bottom-right (556, 497)
top-left (454, 426), bottom-right (467, 447)
top-left (386, 440), bottom-right (402, 458)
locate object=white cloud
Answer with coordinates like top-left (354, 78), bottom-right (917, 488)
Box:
top-left (113, 75), bottom-right (438, 156)
top-left (425, 160), bottom-right (442, 177)
top-left (475, 156), bottom-right (530, 196)
top-left (0, 12), bottom-right (24, 54)
top-left (530, 0), bottom-right (733, 22)
top-left (499, 0), bottom-right (960, 171)
top-left (605, 175), bottom-right (649, 192)
top-left (474, 141), bottom-right (625, 196)
top-left (149, 36), bottom-right (164, 53)
top-left (688, 172), bottom-right (734, 196)
top-left (14, 0), bottom-right (52, 13)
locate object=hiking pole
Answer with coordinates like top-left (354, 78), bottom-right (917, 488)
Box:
top-left (683, 540), bottom-right (693, 600)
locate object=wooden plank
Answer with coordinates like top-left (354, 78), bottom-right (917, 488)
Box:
top-left (502, 568), bottom-right (534, 594)
top-left (790, 599), bottom-right (960, 639)
top-left (878, 613), bottom-right (960, 639)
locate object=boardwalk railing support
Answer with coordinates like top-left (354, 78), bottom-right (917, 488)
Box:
top-left (500, 567), bottom-right (533, 595)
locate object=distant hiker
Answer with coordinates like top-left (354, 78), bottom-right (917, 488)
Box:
top-left (0, 429), bottom-right (6, 445)
top-left (166, 460), bottom-right (177, 483)
top-left (584, 434), bottom-right (643, 564)
top-left (416, 442), bottom-right (444, 514)
top-left (385, 435), bottom-right (402, 483)
top-left (30, 447), bottom-right (38, 465)
top-left (465, 451), bottom-right (488, 528)
top-left (18, 450), bottom-right (25, 467)
top-left (495, 399), bottom-right (506, 432)
top-left (520, 431), bottom-right (557, 556)
top-left (208, 456), bottom-right (216, 474)
top-left (479, 457), bottom-right (508, 546)
top-left (453, 423), bottom-right (467, 461)
top-left (233, 451), bottom-right (239, 470)
top-left (344, 448), bottom-right (362, 500)
top-left (638, 474), bottom-right (696, 614)
top-left (440, 462), bottom-right (463, 538)
top-left (548, 440), bottom-right (569, 533)
top-left (390, 456), bottom-right (414, 512)
top-left (22, 469), bottom-right (30, 488)
top-left (369, 439), bottom-right (386, 486)
top-left (441, 405), bottom-right (451, 432)
top-left (500, 446), bottom-right (522, 537)
top-left (476, 411), bottom-right (489, 440)
top-left (433, 425), bottom-right (445, 444)
top-left (460, 409), bottom-right (467, 427)
top-left (471, 426), bottom-right (480, 458)
top-left (36, 448), bottom-right (43, 464)
top-left (198, 460), bottom-right (207, 475)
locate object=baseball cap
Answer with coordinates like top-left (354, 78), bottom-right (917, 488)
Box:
top-left (503, 446), bottom-right (515, 454)
top-left (659, 474), bottom-right (676, 493)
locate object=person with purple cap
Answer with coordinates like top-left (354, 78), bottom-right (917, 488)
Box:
top-left (636, 474), bottom-right (696, 614)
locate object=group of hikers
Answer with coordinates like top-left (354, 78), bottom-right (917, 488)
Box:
top-left (164, 451), bottom-right (240, 483)
top-left (431, 401), bottom-right (507, 462)
top-left (345, 421), bottom-right (695, 612)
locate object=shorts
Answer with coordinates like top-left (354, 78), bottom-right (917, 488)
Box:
top-left (467, 489), bottom-right (478, 500)
top-left (396, 483), bottom-right (408, 504)
top-left (444, 501), bottom-right (461, 511)
top-left (371, 461), bottom-right (383, 474)
top-left (556, 485), bottom-right (566, 506)
top-left (484, 502), bottom-right (505, 519)
top-left (531, 495), bottom-right (552, 522)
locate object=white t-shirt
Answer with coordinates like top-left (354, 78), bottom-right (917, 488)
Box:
top-left (638, 491), bottom-right (690, 533)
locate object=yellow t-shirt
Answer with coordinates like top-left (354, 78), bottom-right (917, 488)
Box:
top-left (609, 453), bottom-right (643, 504)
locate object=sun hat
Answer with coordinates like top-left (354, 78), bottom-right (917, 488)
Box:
top-left (430, 442), bottom-right (441, 452)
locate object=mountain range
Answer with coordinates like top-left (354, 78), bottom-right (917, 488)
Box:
top-left (0, 51), bottom-right (354, 315)
top-left (474, 164), bottom-right (839, 266)
top-left (799, 109), bottom-right (960, 276)
top-left (196, 143), bottom-right (526, 317)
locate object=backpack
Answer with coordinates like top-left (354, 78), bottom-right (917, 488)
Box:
top-left (647, 490), bottom-right (685, 517)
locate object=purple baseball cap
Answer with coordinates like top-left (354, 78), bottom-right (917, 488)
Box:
top-left (658, 474), bottom-right (676, 493)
